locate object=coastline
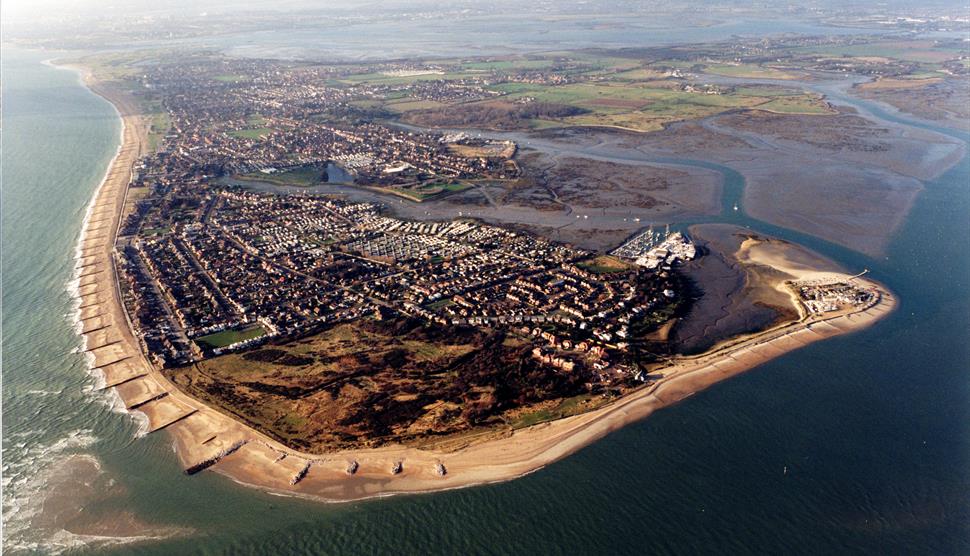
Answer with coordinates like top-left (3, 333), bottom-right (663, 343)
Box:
top-left (65, 63), bottom-right (154, 436)
top-left (72, 71), bottom-right (898, 504)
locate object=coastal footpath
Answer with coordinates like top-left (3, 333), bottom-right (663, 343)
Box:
top-left (75, 74), bottom-right (897, 503)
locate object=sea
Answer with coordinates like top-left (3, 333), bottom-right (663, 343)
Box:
top-left (2, 35), bottom-right (969, 555)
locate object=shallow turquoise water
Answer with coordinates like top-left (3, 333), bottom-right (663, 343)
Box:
top-left (2, 46), bottom-right (968, 555)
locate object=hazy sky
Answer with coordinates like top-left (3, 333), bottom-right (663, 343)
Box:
top-left (3, 0), bottom-right (965, 44)
top-left (5, 0), bottom-right (964, 20)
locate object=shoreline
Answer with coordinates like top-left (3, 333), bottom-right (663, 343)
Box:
top-left (71, 70), bottom-right (898, 504)
top-left (211, 279), bottom-right (895, 504)
top-left (69, 86), bottom-right (154, 437)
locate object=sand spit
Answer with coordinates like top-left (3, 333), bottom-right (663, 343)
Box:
top-left (75, 76), bottom-right (897, 504)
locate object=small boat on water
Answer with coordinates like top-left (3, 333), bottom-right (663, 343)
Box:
top-left (733, 203), bottom-right (739, 211)
top-left (391, 461), bottom-right (403, 475)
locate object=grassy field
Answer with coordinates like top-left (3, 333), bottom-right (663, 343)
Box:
top-left (213, 74), bottom-right (248, 83)
top-left (377, 53), bottom-right (833, 134)
top-left (480, 80), bottom-right (830, 132)
top-left (384, 98), bottom-right (447, 113)
top-left (857, 76), bottom-right (945, 91)
top-left (426, 298), bottom-right (456, 310)
top-left (413, 181), bottom-right (471, 198)
top-left (732, 86), bottom-right (802, 97)
top-left (338, 70), bottom-right (475, 86)
top-left (794, 40), bottom-right (965, 64)
top-left (246, 113), bottom-right (268, 126)
top-left (229, 127), bottom-right (273, 140)
top-left (578, 255), bottom-right (636, 274)
top-left (459, 59), bottom-right (559, 71)
top-left (613, 68), bottom-right (675, 81)
top-left (565, 52), bottom-right (643, 71)
top-left (147, 112), bottom-right (171, 151)
top-left (196, 324), bottom-right (267, 349)
top-left (351, 50), bottom-right (845, 132)
top-left (703, 63), bottom-right (802, 80)
top-left (143, 97), bottom-right (172, 152)
top-left (509, 393), bottom-right (607, 428)
top-left (237, 164), bottom-right (328, 187)
top-left (370, 181), bottom-right (471, 202)
top-left (753, 96), bottom-right (834, 115)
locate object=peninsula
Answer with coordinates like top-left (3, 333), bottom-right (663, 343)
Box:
top-left (67, 43), bottom-right (912, 501)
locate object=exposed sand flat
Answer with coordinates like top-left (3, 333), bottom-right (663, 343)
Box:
top-left (140, 398), bottom-right (196, 433)
top-left (115, 378), bottom-right (168, 409)
top-left (75, 74), bottom-right (898, 503)
top-left (102, 363), bottom-right (146, 390)
top-left (83, 328), bottom-right (119, 351)
top-left (80, 315), bottom-right (111, 333)
top-left (78, 274), bottom-right (102, 288)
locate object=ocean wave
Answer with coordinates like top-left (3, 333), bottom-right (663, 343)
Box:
top-left (79, 378), bottom-right (150, 437)
top-left (2, 448), bottom-right (179, 555)
top-left (1, 432), bottom-right (100, 552)
top-left (62, 87), bottom-right (149, 439)
top-left (16, 527), bottom-right (182, 556)
top-left (24, 388), bottom-right (66, 397)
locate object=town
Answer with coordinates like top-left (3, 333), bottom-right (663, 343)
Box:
top-left (113, 54), bottom-right (716, 389)
top-left (119, 185), bottom-right (696, 389)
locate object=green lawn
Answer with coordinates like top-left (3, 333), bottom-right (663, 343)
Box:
top-left (196, 325), bottom-right (267, 349)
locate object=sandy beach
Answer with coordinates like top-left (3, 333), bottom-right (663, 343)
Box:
top-left (74, 74), bottom-right (898, 503)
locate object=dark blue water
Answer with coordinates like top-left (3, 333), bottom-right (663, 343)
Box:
top-left (2, 46), bottom-right (968, 554)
